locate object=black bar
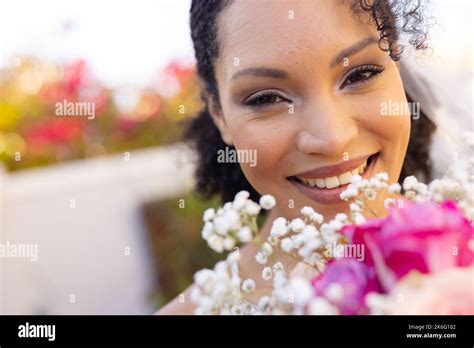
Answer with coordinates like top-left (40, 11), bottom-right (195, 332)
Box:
top-left (0, 315), bottom-right (472, 346)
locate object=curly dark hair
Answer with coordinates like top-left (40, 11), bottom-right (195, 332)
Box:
top-left (186, 0), bottom-right (436, 204)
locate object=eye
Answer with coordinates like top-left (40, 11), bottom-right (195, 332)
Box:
top-left (340, 64), bottom-right (384, 89)
top-left (243, 90), bottom-right (288, 108)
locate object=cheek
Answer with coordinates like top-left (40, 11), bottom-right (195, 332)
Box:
top-left (354, 75), bottom-right (411, 148)
top-left (229, 119), bottom-right (293, 194)
top-left (352, 80), bottom-right (411, 181)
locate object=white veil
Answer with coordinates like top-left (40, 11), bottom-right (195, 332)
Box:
top-left (400, 54), bottom-right (474, 180)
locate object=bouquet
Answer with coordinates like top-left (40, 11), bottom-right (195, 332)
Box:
top-left (190, 133), bottom-right (474, 315)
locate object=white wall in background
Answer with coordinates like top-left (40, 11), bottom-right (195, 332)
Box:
top-left (0, 144), bottom-right (195, 314)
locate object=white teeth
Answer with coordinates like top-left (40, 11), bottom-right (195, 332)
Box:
top-left (315, 178), bottom-right (325, 188)
top-left (295, 158), bottom-right (372, 189)
top-left (306, 178), bottom-right (318, 187)
top-left (325, 176), bottom-right (340, 189)
top-left (338, 171), bottom-right (352, 185)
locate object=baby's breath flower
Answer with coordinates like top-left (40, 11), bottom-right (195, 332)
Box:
top-left (388, 183), bottom-right (402, 194)
top-left (364, 188), bottom-right (377, 200)
top-left (384, 198), bottom-right (396, 209)
top-left (290, 218), bottom-right (305, 233)
top-left (255, 252), bottom-right (268, 265)
top-left (349, 202), bottom-right (362, 213)
top-left (375, 172), bottom-right (389, 182)
top-left (351, 173), bottom-right (362, 184)
top-left (223, 210), bottom-right (241, 230)
top-left (262, 267), bottom-right (273, 280)
top-left (404, 190), bottom-right (417, 200)
top-left (236, 226), bottom-right (253, 243)
top-left (369, 177), bottom-right (381, 189)
top-left (272, 272), bottom-right (287, 288)
top-left (309, 212), bottom-right (324, 224)
top-left (335, 213), bottom-right (348, 222)
top-left (302, 225), bottom-right (318, 239)
top-left (287, 277), bottom-right (313, 306)
top-left (340, 185), bottom-right (358, 200)
top-left (234, 190), bottom-right (250, 202)
top-left (227, 250), bottom-right (241, 264)
top-left (194, 269), bottom-right (215, 287)
top-left (203, 208), bottom-right (215, 222)
top-left (280, 238), bottom-right (294, 253)
top-left (242, 278), bottom-right (256, 293)
top-left (213, 216), bottom-right (230, 236)
top-left (244, 200), bottom-right (261, 216)
top-left (329, 219), bottom-right (343, 231)
top-left (273, 217), bottom-right (287, 226)
top-left (270, 221), bottom-right (287, 238)
top-left (259, 194), bottom-right (276, 210)
top-left (352, 213), bottom-right (366, 225)
top-left (261, 242), bottom-right (273, 256)
top-left (301, 206), bottom-right (315, 217)
top-left (298, 246), bottom-right (312, 257)
top-left (232, 198), bottom-right (246, 211)
top-left (272, 262), bottom-right (285, 272)
top-left (270, 216), bottom-right (287, 236)
top-left (223, 237), bottom-right (236, 251)
top-left (320, 223), bottom-right (334, 235)
top-left (291, 233), bottom-right (305, 248)
top-left (207, 234), bottom-right (224, 253)
top-left (201, 222), bottom-right (213, 241)
top-left (267, 235), bottom-right (280, 246)
top-left (402, 175), bottom-right (418, 191)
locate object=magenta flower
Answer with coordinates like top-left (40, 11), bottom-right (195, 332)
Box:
top-left (341, 200), bottom-right (473, 290)
top-left (311, 258), bottom-right (382, 315)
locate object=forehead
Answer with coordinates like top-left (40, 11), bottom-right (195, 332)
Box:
top-left (216, 0), bottom-right (375, 79)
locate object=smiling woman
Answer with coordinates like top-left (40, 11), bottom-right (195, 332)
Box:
top-left (158, 0), bottom-right (438, 314)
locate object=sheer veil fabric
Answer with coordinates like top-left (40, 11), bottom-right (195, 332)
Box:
top-left (400, 54), bottom-right (473, 180)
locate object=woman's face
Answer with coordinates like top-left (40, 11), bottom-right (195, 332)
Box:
top-left (210, 0), bottom-right (410, 220)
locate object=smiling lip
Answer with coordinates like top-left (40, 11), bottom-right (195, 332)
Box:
top-left (288, 152), bottom-right (380, 205)
top-left (289, 154), bottom-right (373, 179)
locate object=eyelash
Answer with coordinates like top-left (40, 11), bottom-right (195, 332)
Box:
top-left (242, 90), bottom-right (287, 108)
top-left (242, 64), bottom-right (384, 109)
top-left (339, 64), bottom-right (385, 89)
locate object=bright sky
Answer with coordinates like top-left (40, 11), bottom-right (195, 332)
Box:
top-left (0, 0), bottom-right (471, 88)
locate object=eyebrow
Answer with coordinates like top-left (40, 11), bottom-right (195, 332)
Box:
top-left (330, 36), bottom-right (379, 68)
top-left (230, 36), bottom-right (379, 81)
top-left (231, 67), bottom-right (289, 81)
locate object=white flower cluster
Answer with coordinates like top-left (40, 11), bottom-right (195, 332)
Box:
top-left (194, 192), bottom-right (347, 314)
top-left (256, 270), bottom-right (339, 315)
top-left (201, 191), bottom-right (276, 253)
top-left (191, 251), bottom-right (259, 315)
top-left (340, 172), bottom-right (390, 224)
top-left (257, 205), bottom-right (345, 269)
top-left (339, 136), bottom-right (474, 222)
top-left (435, 131), bottom-right (474, 220)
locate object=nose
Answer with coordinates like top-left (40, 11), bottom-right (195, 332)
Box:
top-left (296, 96), bottom-right (359, 156)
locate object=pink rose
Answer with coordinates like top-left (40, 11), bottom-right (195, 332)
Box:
top-left (311, 258), bottom-right (382, 315)
top-left (378, 267), bottom-right (474, 315)
top-left (342, 200), bottom-right (473, 290)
